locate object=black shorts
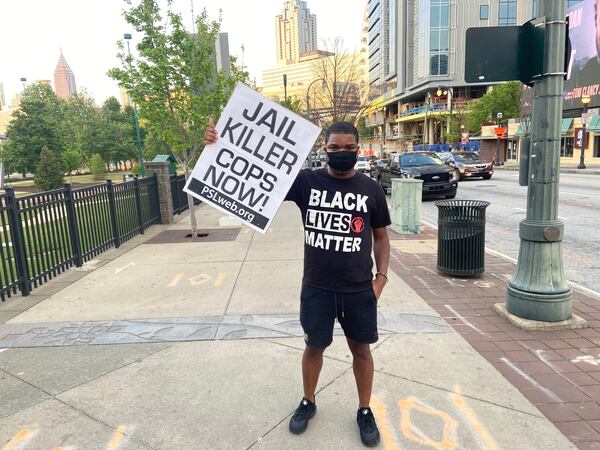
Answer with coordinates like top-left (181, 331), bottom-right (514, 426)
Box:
top-left (300, 284), bottom-right (378, 348)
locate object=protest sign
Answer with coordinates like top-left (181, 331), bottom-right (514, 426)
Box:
top-left (184, 83), bottom-right (321, 233)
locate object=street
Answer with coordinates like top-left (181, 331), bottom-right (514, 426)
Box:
top-left (417, 171), bottom-right (600, 294)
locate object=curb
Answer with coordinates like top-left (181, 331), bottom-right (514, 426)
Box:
top-left (495, 167), bottom-right (600, 175)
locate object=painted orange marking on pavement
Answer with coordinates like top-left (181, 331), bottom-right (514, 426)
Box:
top-left (2, 429), bottom-right (31, 450)
top-left (188, 273), bottom-right (213, 286)
top-left (452, 387), bottom-right (499, 450)
top-left (399, 397), bottom-right (458, 450)
top-left (370, 396), bottom-right (400, 450)
top-left (168, 273), bottom-right (183, 288)
top-left (214, 272), bottom-right (225, 286)
top-left (107, 425), bottom-right (127, 450)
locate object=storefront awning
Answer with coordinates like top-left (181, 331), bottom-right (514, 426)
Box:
top-left (587, 116), bottom-right (600, 132)
top-left (561, 118), bottom-right (573, 134)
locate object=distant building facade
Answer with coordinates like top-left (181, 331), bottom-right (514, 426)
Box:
top-left (275, 0), bottom-right (318, 65)
top-left (0, 83), bottom-right (5, 110)
top-left (54, 52), bottom-right (77, 99)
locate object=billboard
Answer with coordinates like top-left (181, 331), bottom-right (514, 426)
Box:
top-left (563, 0), bottom-right (600, 110)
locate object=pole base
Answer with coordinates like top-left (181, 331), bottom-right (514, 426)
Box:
top-left (495, 303), bottom-right (586, 330)
top-left (577, 163), bottom-right (586, 169)
top-left (507, 282), bottom-right (572, 322)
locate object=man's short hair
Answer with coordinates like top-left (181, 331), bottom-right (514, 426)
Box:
top-left (325, 121), bottom-right (360, 144)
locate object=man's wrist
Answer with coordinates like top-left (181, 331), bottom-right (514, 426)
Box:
top-left (375, 272), bottom-right (388, 282)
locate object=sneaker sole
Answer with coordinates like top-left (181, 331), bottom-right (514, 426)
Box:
top-left (360, 436), bottom-right (380, 447)
top-left (289, 409), bottom-right (316, 435)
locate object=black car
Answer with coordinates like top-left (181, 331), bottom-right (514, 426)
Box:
top-left (452, 152), bottom-right (493, 180)
top-left (375, 152), bottom-right (459, 198)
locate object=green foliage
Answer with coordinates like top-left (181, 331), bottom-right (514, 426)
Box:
top-left (89, 153), bottom-right (106, 180)
top-left (131, 164), bottom-right (141, 175)
top-left (442, 106), bottom-right (470, 144)
top-left (5, 83), bottom-right (64, 174)
top-left (108, 1), bottom-right (247, 173)
top-left (62, 91), bottom-right (100, 164)
top-left (467, 82), bottom-right (521, 132)
top-left (62, 149), bottom-right (82, 178)
top-left (34, 147), bottom-right (65, 191)
top-left (280, 97), bottom-right (304, 116)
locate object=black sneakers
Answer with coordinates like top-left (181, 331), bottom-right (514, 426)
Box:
top-left (289, 397), bottom-right (317, 434)
top-left (357, 407), bottom-right (380, 447)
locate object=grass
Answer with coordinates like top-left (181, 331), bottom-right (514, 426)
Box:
top-left (8, 172), bottom-right (129, 189)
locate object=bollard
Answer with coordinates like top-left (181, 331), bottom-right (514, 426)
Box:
top-left (390, 178), bottom-right (423, 234)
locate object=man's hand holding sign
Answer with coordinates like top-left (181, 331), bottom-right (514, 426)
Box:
top-left (184, 83), bottom-right (321, 233)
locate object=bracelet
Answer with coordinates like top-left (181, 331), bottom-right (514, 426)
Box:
top-left (375, 272), bottom-right (388, 281)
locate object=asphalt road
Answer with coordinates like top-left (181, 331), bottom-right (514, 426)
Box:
top-left (417, 171), bottom-right (600, 294)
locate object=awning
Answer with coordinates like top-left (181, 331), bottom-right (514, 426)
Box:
top-left (561, 118), bottom-right (573, 134)
top-left (587, 115), bottom-right (600, 132)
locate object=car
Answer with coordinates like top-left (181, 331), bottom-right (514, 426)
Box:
top-left (306, 155), bottom-right (322, 168)
top-left (375, 152), bottom-right (459, 198)
top-left (369, 159), bottom-right (387, 178)
top-left (354, 155), bottom-right (371, 173)
top-left (452, 152), bottom-right (493, 180)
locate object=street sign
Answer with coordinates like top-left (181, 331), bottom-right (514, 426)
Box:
top-left (465, 17), bottom-right (568, 86)
top-left (574, 127), bottom-right (587, 149)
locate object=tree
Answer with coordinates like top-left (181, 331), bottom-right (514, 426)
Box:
top-left (467, 81), bottom-right (521, 132)
top-left (35, 147), bottom-right (65, 191)
top-left (280, 97), bottom-right (304, 116)
top-left (5, 83), bottom-right (64, 175)
top-left (109, 0), bottom-right (247, 237)
top-left (310, 38), bottom-right (370, 129)
top-left (63, 149), bottom-right (82, 181)
top-left (62, 91), bottom-right (99, 165)
top-left (89, 153), bottom-right (106, 180)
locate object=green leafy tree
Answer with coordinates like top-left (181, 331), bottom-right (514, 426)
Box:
top-left (35, 146), bottom-right (65, 191)
top-left (62, 91), bottom-right (100, 165)
top-left (467, 81), bottom-right (521, 132)
top-left (109, 0), bottom-right (247, 236)
top-left (89, 153), bottom-right (106, 180)
top-left (63, 149), bottom-right (82, 181)
top-left (280, 97), bottom-right (304, 116)
top-left (5, 83), bottom-right (64, 175)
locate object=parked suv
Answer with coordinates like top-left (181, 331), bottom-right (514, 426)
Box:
top-left (355, 155), bottom-right (371, 173)
top-left (452, 152), bottom-right (493, 180)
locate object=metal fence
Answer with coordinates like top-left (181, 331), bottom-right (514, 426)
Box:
top-left (0, 175), bottom-right (161, 300)
top-left (170, 173), bottom-right (200, 214)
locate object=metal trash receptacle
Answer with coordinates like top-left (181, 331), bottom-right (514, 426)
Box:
top-left (435, 200), bottom-right (491, 277)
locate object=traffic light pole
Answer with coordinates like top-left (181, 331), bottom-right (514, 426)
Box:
top-left (506, 0), bottom-right (572, 321)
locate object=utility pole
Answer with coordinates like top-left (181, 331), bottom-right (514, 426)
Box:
top-left (506, 0), bottom-right (572, 321)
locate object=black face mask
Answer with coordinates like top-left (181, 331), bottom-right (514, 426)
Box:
top-left (327, 151), bottom-right (357, 172)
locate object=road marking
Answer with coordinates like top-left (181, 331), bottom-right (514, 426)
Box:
top-left (562, 191), bottom-right (600, 199)
top-left (115, 262), bottom-right (135, 274)
top-left (168, 273), bottom-right (184, 288)
top-left (0, 348), bottom-right (7, 353)
top-left (188, 274), bottom-right (213, 285)
top-left (572, 355), bottom-right (600, 366)
top-left (107, 425), bottom-right (127, 450)
top-left (214, 272), bottom-right (225, 287)
top-left (371, 396), bottom-right (400, 450)
top-left (399, 396), bottom-right (458, 450)
top-left (500, 357), bottom-right (562, 402)
top-left (2, 429), bottom-right (31, 450)
top-left (444, 305), bottom-right (487, 336)
top-left (452, 387), bottom-right (499, 450)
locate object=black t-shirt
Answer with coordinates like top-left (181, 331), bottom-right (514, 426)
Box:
top-left (285, 168), bottom-right (391, 293)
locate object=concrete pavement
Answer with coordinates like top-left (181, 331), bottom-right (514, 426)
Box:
top-left (0, 203), bottom-right (576, 449)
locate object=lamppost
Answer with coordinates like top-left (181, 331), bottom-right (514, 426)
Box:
top-left (495, 112), bottom-right (503, 166)
top-left (0, 135), bottom-right (6, 189)
top-left (578, 95), bottom-right (591, 169)
top-left (437, 87), bottom-right (453, 141)
top-left (380, 106), bottom-right (387, 159)
top-left (20, 77), bottom-right (27, 91)
top-left (123, 33), bottom-right (145, 177)
top-left (283, 74), bottom-right (288, 107)
top-left (423, 92), bottom-right (433, 145)
top-left (306, 79), bottom-right (325, 169)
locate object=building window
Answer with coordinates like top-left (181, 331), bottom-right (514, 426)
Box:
top-left (594, 135), bottom-right (600, 158)
top-left (430, 0), bottom-right (450, 76)
top-left (498, 0), bottom-right (517, 26)
top-left (480, 4), bottom-right (489, 20)
top-left (561, 137), bottom-right (574, 157)
top-left (507, 140), bottom-right (518, 160)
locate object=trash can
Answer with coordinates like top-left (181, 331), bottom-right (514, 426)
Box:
top-left (435, 200), bottom-right (491, 277)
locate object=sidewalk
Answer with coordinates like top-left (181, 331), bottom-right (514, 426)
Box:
top-left (0, 203), bottom-right (583, 449)
top-left (496, 165), bottom-right (600, 175)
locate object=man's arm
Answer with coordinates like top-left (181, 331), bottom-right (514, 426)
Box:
top-left (372, 226), bottom-right (390, 299)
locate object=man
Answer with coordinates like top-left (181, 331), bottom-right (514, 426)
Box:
top-left (205, 120), bottom-right (390, 447)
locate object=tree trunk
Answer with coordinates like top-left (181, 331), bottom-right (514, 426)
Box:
top-left (184, 169), bottom-right (199, 238)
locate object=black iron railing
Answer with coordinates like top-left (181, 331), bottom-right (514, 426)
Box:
top-left (0, 175), bottom-right (161, 300)
top-left (170, 173), bottom-right (199, 214)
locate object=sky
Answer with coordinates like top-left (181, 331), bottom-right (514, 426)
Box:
top-left (0, 0), bottom-right (366, 106)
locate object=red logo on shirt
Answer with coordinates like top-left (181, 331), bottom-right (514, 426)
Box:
top-left (351, 217), bottom-right (365, 233)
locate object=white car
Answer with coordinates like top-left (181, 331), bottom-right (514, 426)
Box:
top-left (355, 156), bottom-right (371, 173)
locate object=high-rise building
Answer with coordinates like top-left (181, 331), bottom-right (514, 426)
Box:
top-left (0, 83), bottom-right (5, 110)
top-left (119, 87), bottom-right (132, 108)
top-left (275, 0), bottom-right (318, 65)
top-left (54, 51), bottom-right (77, 99)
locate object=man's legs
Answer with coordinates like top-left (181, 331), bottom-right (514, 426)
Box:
top-left (302, 345), bottom-right (326, 402)
top-left (346, 338), bottom-right (374, 408)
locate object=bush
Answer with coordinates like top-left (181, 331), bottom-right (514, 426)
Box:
top-left (89, 153), bottom-right (106, 180)
top-left (34, 147), bottom-right (65, 191)
top-left (131, 164), bottom-right (141, 175)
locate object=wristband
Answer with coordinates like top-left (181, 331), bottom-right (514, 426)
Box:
top-left (375, 272), bottom-right (388, 281)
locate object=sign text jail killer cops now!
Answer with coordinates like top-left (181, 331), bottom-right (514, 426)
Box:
top-left (184, 83), bottom-right (321, 233)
